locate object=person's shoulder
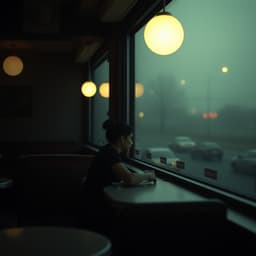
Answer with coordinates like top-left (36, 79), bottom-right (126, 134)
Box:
top-left (99, 144), bottom-right (120, 158)
top-left (97, 144), bottom-right (113, 156)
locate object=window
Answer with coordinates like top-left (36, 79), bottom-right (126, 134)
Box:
top-left (132, 0), bottom-right (256, 203)
top-left (89, 59), bottom-right (109, 146)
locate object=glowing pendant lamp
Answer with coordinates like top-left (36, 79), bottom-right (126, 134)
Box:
top-left (2, 55), bottom-right (24, 76)
top-left (98, 82), bottom-right (144, 98)
top-left (99, 82), bottom-right (110, 98)
top-left (144, 1), bottom-right (184, 55)
top-left (135, 82), bottom-right (144, 98)
top-left (81, 81), bottom-right (97, 97)
top-left (81, 62), bottom-right (97, 97)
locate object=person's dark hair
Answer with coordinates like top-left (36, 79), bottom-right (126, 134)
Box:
top-left (102, 119), bottom-right (133, 143)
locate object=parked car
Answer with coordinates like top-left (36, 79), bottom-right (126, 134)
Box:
top-left (190, 142), bottom-right (223, 161)
top-left (231, 149), bottom-right (256, 172)
top-left (141, 147), bottom-right (180, 168)
top-left (169, 136), bottom-right (196, 153)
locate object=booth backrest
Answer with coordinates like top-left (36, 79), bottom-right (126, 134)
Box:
top-left (15, 153), bottom-right (95, 208)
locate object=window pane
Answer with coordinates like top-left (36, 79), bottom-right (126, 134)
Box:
top-left (134, 0), bottom-right (256, 202)
top-left (90, 59), bottom-right (109, 146)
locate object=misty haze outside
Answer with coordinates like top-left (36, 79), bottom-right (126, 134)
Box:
top-left (134, 0), bottom-right (256, 202)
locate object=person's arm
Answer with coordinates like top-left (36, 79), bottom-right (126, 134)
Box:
top-left (112, 162), bottom-right (156, 185)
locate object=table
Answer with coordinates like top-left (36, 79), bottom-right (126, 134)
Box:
top-left (0, 226), bottom-right (112, 256)
top-left (104, 177), bottom-right (222, 208)
top-left (104, 177), bottom-right (227, 255)
top-left (104, 176), bottom-right (226, 232)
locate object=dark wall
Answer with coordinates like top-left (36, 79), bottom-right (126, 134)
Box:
top-left (0, 51), bottom-right (85, 144)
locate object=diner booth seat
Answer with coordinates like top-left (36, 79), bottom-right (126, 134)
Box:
top-left (14, 153), bottom-right (95, 227)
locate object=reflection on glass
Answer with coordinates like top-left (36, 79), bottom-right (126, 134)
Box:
top-left (99, 82), bottom-right (110, 98)
top-left (134, 0), bottom-right (256, 202)
top-left (91, 60), bottom-right (109, 146)
top-left (135, 82), bottom-right (144, 98)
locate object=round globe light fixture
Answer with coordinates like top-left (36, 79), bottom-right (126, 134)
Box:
top-left (99, 82), bottom-right (110, 98)
top-left (81, 81), bottom-right (97, 97)
top-left (144, 12), bottom-right (184, 55)
top-left (2, 55), bottom-right (24, 76)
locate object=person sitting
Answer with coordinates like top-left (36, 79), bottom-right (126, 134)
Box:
top-left (78, 120), bottom-right (156, 235)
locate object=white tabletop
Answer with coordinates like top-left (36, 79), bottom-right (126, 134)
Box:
top-left (104, 178), bottom-right (206, 206)
top-left (0, 226), bottom-right (111, 256)
top-left (104, 177), bottom-right (227, 219)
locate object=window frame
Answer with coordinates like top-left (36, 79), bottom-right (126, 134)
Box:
top-left (123, 0), bottom-right (256, 217)
top-left (85, 0), bottom-right (256, 224)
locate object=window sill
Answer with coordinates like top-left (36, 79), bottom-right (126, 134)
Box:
top-left (127, 159), bottom-right (256, 235)
top-left (82, 145), bottom-right (256, 235)
top-left (227, 208), bottom-right (256, 234)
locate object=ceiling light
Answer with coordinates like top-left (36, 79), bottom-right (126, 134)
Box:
top-left (81, 62), bottom-right (97, 97)
top-left (2, 55), bottom-right (24, 76)
top-left (81, 81), bottom-right (97, 97)
top-left (144, 1), bottom-right (184, 55)
top-left (99, 82), bottom-right (110, 98)
top-left (135, 83), bottom-right (144, 98)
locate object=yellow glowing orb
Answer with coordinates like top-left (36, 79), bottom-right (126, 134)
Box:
top-left (81, 81), bottom-right (97, 97)
top-left (221, 66), bottom-right (229, 73)
top-left (135, 83), bottom-right (144, 98)
top-left (144, 13), bottom-right (184, 55)
top-left (3, 55), bottom-right (24, 76)
top-left (138, 111), bottom-right (144, 118)
top-left (99, 82), bottom-right (110, 98)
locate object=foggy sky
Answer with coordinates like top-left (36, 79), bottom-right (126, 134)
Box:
top-left (135, 0), bottom-right (256, 113)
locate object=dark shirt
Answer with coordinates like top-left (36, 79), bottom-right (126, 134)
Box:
top-left (85, 144), bottom-right (122, 194)
top-left (80, 144), bottom-right (122, 233)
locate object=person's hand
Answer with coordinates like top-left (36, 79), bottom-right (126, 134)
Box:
top-left (144, 170), bottom-right (156, 181)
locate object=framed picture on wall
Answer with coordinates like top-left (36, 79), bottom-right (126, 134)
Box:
top-left (0, 86), bottom-right (32, 117)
